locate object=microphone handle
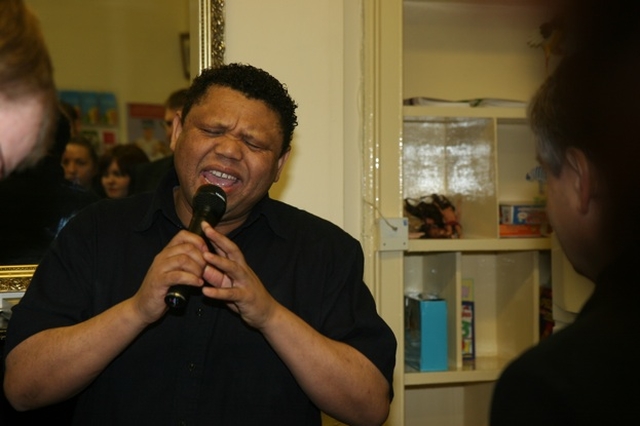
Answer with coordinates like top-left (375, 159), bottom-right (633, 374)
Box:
top-left (165, 213), bottom-right (210, 309)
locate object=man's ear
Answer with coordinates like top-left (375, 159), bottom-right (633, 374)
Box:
top-left (170, 113), bottom-right (182, 151)
top-left (565, 147), bottom-right (596, 214)
top-left (273, 147), bottom-right (291, 183)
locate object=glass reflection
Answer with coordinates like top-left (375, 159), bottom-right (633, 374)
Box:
top-left (403, 116), bottom-right (496, 200)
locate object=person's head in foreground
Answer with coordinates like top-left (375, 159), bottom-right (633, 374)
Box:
top-left (0, 0), bottom-right (57, 179)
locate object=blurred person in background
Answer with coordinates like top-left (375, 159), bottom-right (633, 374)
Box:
top-left (0, 0), bottom-right (57, 179)
top-left (134, 119), bottom-right (170, 161)
top-left (162, 88), bottom-right (188, 142)
top-left (59, 101), bottom-right (81, 138)
top-left (61, 136), bottom-right (99, 193)
top-left (130, 88), bottom-right (188, 194)
top-left (98, 144), bottom-right (149, 199)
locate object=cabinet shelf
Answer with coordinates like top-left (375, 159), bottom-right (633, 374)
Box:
top-left (403, 105), bottom-right (527, 120)
top-left (367, 0), bottom-right (550, 424)
top-left (404, 355), bottom-right (511, 386)
top-left (407, 237), bottom-right (551, 253)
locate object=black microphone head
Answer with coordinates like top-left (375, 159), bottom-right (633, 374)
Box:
top-left (193, 184), bottom-right (227, 226)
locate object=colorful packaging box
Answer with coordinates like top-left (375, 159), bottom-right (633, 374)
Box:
top-left (461, 279), bottom-right (475, 364)
top-left (499, 203), bottom-right (547, 225)
top-left (405, 296), bottom-right (448, 372)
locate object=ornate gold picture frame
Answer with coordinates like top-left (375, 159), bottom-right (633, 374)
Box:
top-left (0, 265), bottom-right (37, 293)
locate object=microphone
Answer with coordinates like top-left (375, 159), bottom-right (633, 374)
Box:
top-left (165, 184), bottom-right (227, 309)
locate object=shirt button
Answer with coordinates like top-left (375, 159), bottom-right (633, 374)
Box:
top-left (188, 362), bottom-right (195, 371)
top-left (196, 308), bottom-right (203, 317)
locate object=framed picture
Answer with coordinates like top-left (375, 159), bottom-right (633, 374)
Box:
top-left (0, 264), bottom-right (36, 293)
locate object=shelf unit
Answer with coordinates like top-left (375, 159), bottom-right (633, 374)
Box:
top-left (362, 1), bottom-right (552, 425)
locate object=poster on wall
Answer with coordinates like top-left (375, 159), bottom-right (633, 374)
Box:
top-left (126, 103), bottom-right (171, 162)
top-left (59, 90), bottom-right (119, 154)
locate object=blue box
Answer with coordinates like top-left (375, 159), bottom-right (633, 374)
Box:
top-left (405, 296), bottom-right (448, 371)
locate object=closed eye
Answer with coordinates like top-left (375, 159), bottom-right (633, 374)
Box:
top-left (203, 127), bottom-right (225, 137)
top-left (200, 125), bottom-right (271, 152)
top-left (242, 137), bottom-right (265, 151)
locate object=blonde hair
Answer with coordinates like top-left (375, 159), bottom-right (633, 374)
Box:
top-left (0, 0), bottom-right (58, 171)
top-left (0, 0), bottom-right (54, 98)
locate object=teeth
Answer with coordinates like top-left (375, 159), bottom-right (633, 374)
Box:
top-left (207, 170), bottom-right (238, 181)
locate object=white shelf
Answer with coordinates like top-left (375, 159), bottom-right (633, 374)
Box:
top-left (367, 0), bottom-right (549, 424)
top-left (408, 237), bottom-right (551, 253)
top-left (404, 356), bottom-right (510, 386)
top-left (403, 105), bottom-right (527, 120)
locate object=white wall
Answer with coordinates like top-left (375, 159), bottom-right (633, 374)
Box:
top-left (224, 0), bottom-right (363, 235)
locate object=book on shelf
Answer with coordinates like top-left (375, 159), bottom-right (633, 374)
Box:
top-left (461, 279), bottom-right (475, 367)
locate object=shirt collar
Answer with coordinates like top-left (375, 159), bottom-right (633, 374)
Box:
top-left (134, 168), bottom-right (182, 233)
top-left (229, 194), bottom-right (288, 241)
top-left (132, 168), bottom-right (287, 241)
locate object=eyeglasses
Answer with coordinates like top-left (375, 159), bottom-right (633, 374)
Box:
top-left (526, 165), bottom-right (547, 183)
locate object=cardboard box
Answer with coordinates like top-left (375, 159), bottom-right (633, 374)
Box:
top-left (499, 223), bottom-right (545, 238)
top-left (500, 203), bottom-right (547, 225)
top-left (405, 296), bottom-right (448, 371)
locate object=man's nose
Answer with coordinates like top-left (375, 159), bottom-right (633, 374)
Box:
top-left (215, 135), bottom-right (243, 159)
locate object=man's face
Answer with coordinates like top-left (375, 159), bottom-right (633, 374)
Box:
top-left (61, 143), bottom-right (97, 190)
top-left (542, 163), bottom-right (564, 235)
top-left (172, 86), bottom-right (289, 228)
top-left (541, 156), bottom-right (590, 277)
top-left (0, 93), bottom-right (52, 179)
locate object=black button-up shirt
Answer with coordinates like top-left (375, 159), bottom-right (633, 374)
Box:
top-left (6, 170), bottom-right (396, 425)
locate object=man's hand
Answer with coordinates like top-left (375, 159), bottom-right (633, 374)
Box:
top-left (132, 229), bottom-right (211, 324)
top-left (199, 222), bottom-right (278, 330)
top-left (198, 222), bottom-right (391, 426)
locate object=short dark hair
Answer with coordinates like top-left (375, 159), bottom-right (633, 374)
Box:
top-left (181, 63), bottom-right (298, 156)
top-left (528, 0), bottom-right (640, 243)
top-left (99, 144), bottom-right (149, 178)
top-left (165, 88), bottom-right (188, 111)
top-left (67, 136), bottom-right (99, 166)
top-left (530, 0), bottom-right (640, 172)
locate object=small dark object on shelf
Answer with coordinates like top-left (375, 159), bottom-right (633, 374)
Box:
top-left (404, 194), bottom-right (462, 239)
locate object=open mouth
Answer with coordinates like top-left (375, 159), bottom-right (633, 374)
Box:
top-left (203, 170), bottom-right (238, 187)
